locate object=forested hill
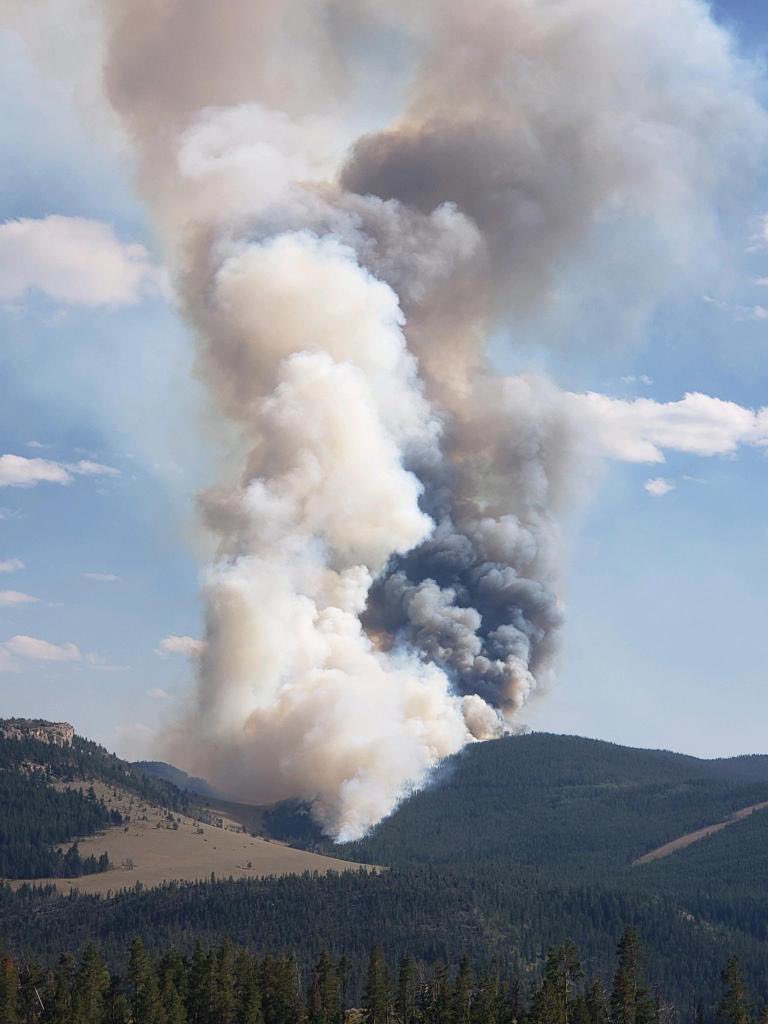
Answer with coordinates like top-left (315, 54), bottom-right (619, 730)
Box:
top-left (336, 732), bottom-right (768, 876)
top-left (0, 724), bottom-right (193, 879)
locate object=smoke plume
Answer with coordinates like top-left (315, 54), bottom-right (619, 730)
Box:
top-left (99, 0), bottom-right (763, 838)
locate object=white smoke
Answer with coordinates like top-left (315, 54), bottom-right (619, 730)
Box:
top-left (81, 0), bottom-right (767, 836)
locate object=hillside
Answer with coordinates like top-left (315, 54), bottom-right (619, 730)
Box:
top-left (335, 732), bottom-right (768, 877)
top-left (0, 720), bottom-right (371, 891)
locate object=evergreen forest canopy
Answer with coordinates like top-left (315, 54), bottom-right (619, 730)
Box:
top-left (0, 928), bottom-right (760, 1024)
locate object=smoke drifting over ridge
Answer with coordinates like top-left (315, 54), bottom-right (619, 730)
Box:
top-left (99, 0), bottom-right (763, 839)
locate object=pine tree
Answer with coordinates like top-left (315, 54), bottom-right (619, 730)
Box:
top-left (362, 948), bottom-right (390, 1024)
top-left (128, 938), bottom-right (164, 1024)
top-left (337, 957), bottom-right (351, 1024)
top-left (188, 944), bottom-right (215, 1024)
top-left (717, 958), bottom-right (751, 1024)
top-left (307, 951), bottom-right (338, 1024)
top-left (158, 950), bottom-right (187, 1024)
top-left (45, 954), bottom-right (75, 1024)
top-left (72, 945), bottom-right (110, 1024)
top-left (234, 952), bottom-right (262, 1024)
top-left (472, 972), bottom-right (499, 1024)
top-left (453, 957), bottom-right (473, 1024)
top-left (214, 939), bottom-right (237, 1024)
top-left (0, 956), bottom-right (19, 1024)
top-left (611, 929), bottom-right (656, 1024)
top-left (396, 957), bottom-right (417, 1024)
top-left (585, 981), bottom-right (609, 1024)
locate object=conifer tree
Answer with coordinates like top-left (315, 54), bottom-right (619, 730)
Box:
top-left (128, 938), bottom-right (164, 1024)
top-left (72, 945), bottom-right (110, 1024)
top-left (45, 954), bottom-right (75, 1024)
top-left (611, 929), bottom-right (657, 1024)
top-left (585, 980), bottom-right (609, 1024)
top-left (396, 957), bottom-right (417, 1024)
top-left (363, 947), bottom-right (390, 1024)
top-left (717, 958), bottom-right (751, 1024)
top-left (214, 939), bottom-right (237, 1024)
top-left (158, 950), bottom-right (187, 1024)
top-left (188, 944), bottom-right (215, 1024)
top-left (336, 956), bottom-right (351, 1024)
top-left (234, 952), bottom-right (262, 1024)
top-left (472, 971), bottom-right (500, 1024)
top-left (453, 957), bottom-right (473, 1024)
top-left (307, 951), bottom-right (338, 1024)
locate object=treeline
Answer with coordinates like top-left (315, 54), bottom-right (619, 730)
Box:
top-left (4, 869), bottom-right (768, 1010)
top-left (0, 773), bottom-right (117, 879)
top-left (0, 737), bottom-right (191, 816)
top-left (333, 735), bottom-right (768, 878)
top-left (0, 929), bottom-right (759, 1024)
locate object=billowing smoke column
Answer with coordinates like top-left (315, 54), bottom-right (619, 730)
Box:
top-left (101, 0), bottom-right (762, 838)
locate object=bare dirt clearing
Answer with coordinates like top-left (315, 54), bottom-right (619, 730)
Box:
top-left (8, 779), bottom-right (371, 894)
top-left (633, 800), bottom-right (768, 865)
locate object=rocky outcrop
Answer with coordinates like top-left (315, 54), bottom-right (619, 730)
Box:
top-left (0, 718), bottom-right (75, 746)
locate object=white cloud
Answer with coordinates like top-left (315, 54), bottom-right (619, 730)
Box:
top-left (82, 572), bottom-right (120, 582)
top-left (621, 374), bottom-right (653, 386)
top-left (569, 391), bottom-right (768, 464)
top-left (0, 454), bottom-right (119, 487)
top-left (0, 215), bottom-right (162, 307)
top-left (0, 591), bottom-right (37, 606)
top-left (26, 440), bottom-right (52, 450)
top-left (645, 478), bottom-right (675, 497)
top-left (156, 635), bottom-right (206, 657)
top-left (4, 634), bottom-right (81, 661)
top-left (148, 687), bottom-right (171, 701)
top-left (68, 460), bottom-right (120, 478)
top-left (0, 559), bottom-right (24, 573)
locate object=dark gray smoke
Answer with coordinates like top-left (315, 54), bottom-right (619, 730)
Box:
top-left (57, 0), bottom-right (764, 837)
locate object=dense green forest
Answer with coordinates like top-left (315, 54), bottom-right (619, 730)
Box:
top-left (332, 735), bottom-right (768, 876)
top-left (0, 771), bottom-right (116, 879)
top-left (4, 863), bottom-right (768, 1008)
top-left (0, 928), bottom-right (760, 1024)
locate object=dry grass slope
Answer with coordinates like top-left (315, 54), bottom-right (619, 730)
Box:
top-left (10, 780), bottom-right (371, 894)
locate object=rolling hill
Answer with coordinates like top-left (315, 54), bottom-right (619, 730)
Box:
top-left (334, 732), bottom-right (768, 877)
top-left (0, 719), bottom-right (372, 892)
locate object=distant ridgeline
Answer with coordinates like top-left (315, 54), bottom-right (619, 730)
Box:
top-left (0, 719), bottom-right (193, 880)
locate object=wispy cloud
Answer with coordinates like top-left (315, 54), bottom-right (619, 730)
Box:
top-left (156, 635), bottom-right (206, 657)
top-left (0, 559), bottom-right (24, 574)
top-left (0, 454), bottom-right (119, 488)
top-left (26, 440), bottom-right (52, 450)
top-left (3, 635), bottom-right (81, 661)
top-left (82, 572), bottom-right (121, 583)
top-left (703, 294), bottom-right (768, 322)
top-left (644, 478), bottom-right (675, 497)
top-left (0, 634), bottom-right (125, 672)
top-left (0, 591), bottom-right (38, 607)
top-left (0, 215), bottom-right (163, 307)
top-left (621, 374), bottom-right (653, 386)
top-left (148, 687), bottom-right (171, 701)
top-left (569, 391), bottom-right (768, 464)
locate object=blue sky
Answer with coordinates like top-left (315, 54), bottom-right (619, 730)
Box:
top-left (1, 1), bottom-right (767, 762)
